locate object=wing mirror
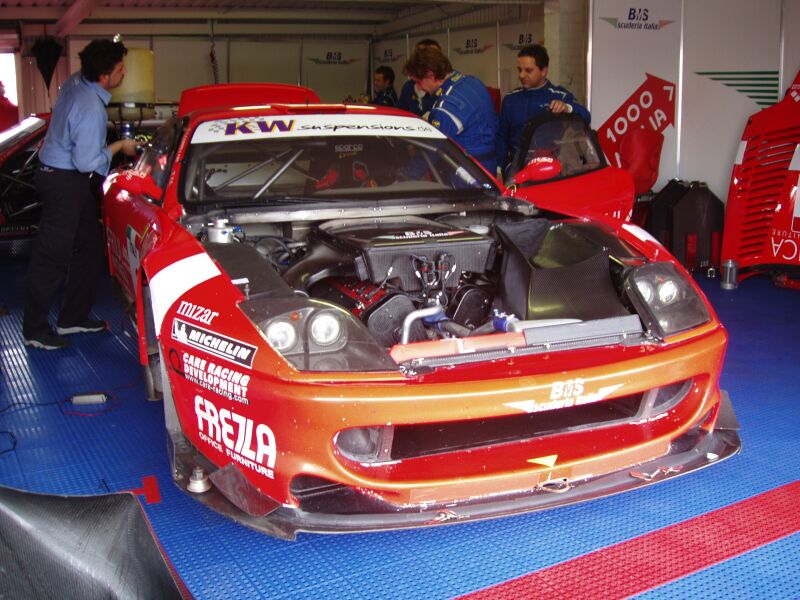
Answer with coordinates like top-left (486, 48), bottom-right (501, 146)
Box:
top-left (513, 155), bottom-right (562, 184)
top-left (117, 169), bottom-right (163, 200)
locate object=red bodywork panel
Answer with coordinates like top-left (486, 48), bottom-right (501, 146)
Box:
top-left (178, 83), bottom-right (320, 116)
top-left (511, 165), bottom-right (635, 221)
top-left (721, 71), bottom-right (800, 286)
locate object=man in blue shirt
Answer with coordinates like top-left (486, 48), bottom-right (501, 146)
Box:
top-left (397, 39), bottom-right (440, 118)
top-left (23, 39), bottom-right (140, 350)
top-left (404, 47), bottom-right (498, 174)
top-left (496, 44), bottom-right (590, 172)
top-left (370, 66), bottom-right (398, 107)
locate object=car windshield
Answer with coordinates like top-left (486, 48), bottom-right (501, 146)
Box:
top-left (182, 113), bottom-right (498, 205)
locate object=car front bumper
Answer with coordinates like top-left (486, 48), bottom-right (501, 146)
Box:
top-left (168, 393), bottom-right (740, 540)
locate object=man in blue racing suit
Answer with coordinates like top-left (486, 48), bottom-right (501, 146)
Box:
top-left (370, 65), bottom-right (398, 107)
top-left (496, 43), bottom-right (590, 173)
top-left (404, 47), bottom-right (498, 174)
top-left (397, 39), bottom-right (441, 118)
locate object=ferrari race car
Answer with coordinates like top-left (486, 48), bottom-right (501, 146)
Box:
top-left (102, 83), bottom-right (740, 540)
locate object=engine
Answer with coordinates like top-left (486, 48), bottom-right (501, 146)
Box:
top-left (283, 217), bottom-right (497, 346)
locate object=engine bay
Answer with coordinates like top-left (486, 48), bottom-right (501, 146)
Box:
top-left (186, 199), bottom-right (646, 353)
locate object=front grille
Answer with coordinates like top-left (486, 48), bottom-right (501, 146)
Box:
top-left (390, 393), bottom-right (644, 460)
top-left (731, 126), bottom-right (800, 260)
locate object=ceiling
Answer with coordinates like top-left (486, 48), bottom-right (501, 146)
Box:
top-left (1, 0), bottom-right (543, 39)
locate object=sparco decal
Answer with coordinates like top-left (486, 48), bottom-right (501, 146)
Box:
top-left (195, 395), bottom-right (275, 478)
top-left (171, 318), bottom-right (257, 368)
top-left (180, 351), bottom-right (250, 404)
top-left (176, 300), bottom-right (219, 325)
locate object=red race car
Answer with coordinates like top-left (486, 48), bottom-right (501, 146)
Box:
top-left (102, 83), bottom-right (740, 540)
top-left (0, 116), bottom-right (49, 235)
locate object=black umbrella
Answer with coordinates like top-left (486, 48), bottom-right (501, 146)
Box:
top-left (31, 36), bottom-right (63, 91)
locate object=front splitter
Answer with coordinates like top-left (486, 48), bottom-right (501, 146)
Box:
top-left (169, 395), bottom-right (741, 541)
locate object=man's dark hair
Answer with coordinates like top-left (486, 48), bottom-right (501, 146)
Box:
top-left (518, 44), bottom-right (549, 69)
top-left (375, 65), bottom-right (395, 85)
top-left (404, 47), bottom-right (452, 81)
top-left (79, 39), bottom-right (127, 82)
top-left (415, 38), bottom-right (441, 50)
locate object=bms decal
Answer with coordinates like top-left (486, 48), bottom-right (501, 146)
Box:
top-left (195, 395), bottom-right (276, 478)
top-left (172, 318), bottom-right (257, 368)
top-left (504, 382), bottom-right (625, 414)
top-left (600, 8), bottom-right (675, 31)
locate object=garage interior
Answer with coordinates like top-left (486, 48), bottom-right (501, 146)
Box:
top-left (1, 0), bottom-right (800, 598)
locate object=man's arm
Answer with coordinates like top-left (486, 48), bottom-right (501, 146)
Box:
top-left (428, 103), bottom-right (463, 139)
top-left (549, 87), bottom-right (591, 123)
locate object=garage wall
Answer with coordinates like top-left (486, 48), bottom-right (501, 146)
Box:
top-left (590, 0), bottom-right (797, 200)
top-left (229, 40), bottom-right (301, 86)
top-left (301, 40), bottom-right (370, 102)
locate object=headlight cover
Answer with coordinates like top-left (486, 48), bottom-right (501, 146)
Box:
top-left (240, 295), bottom-right (398, 372)
top-left (625, 262), bottom-right (711, 339)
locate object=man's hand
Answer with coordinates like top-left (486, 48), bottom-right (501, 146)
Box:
top-left (549, 100), bottom-right (572, 114)
top-left (120, 138), bottom-right (141, 157)
top-left (109, 138), bottom-right (142, 157)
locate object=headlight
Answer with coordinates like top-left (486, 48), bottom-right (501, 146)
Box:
top-left (265, 319), bottom-right (297, 352)
top-left (240, 295), bottom-right (398, 372)
top-left (625, 262), bottom-right (711, 339)
top-left (309, 311), bottom-right (342, 347)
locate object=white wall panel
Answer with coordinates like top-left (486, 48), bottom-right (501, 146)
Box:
top-left (153, 38), bottom-right (229, 104)
top-left (499, 18), bottom-right (545, 95)
top-left (372, 37), bottom-right (408, 96)
top-left (302, 40), bottom-right (369, 103)
top-left (590, 0), bottom-right (681, 192)
top-left (229, 40), bottom-right (300, 85)
top-left (449, 26), bottom-right (497, 87)
top-left (680, 0), bottom-right (781, 198)
top-left (781, 0), bottom-right (800, 96)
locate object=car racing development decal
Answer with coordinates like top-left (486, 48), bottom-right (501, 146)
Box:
top-left (148, 252), bottom-right (222, 332)
top-left (504, 381), bottom-right (625, 413)
top-left (191, 113), bottom-right (447, 144)
top-left (172, 349), bottom-right (250, 405)
top-left (172, 319), bottom-right (257, 368)
top-left (195, 395), bottom-right (275, 478)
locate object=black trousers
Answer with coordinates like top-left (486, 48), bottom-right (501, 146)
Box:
top-left (23, 166), bottom-right (104, 337)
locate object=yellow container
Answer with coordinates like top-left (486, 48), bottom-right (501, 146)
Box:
top-left (107, 47), bottom-right (155, 122)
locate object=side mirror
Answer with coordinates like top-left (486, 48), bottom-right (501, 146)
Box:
top-left (117, 169), bottom-right (163, 200)
top-left (513, 156), bottom-right (562, 185)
